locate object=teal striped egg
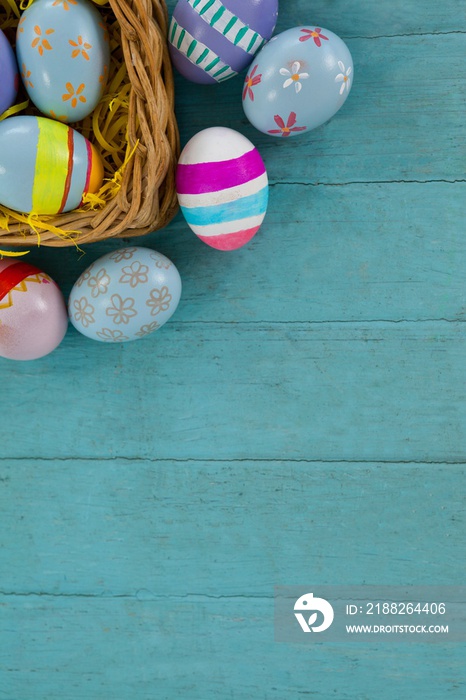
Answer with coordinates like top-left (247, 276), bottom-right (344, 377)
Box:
top-left (169, 0), bottom-right (278, 84)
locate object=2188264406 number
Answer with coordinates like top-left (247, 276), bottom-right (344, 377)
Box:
top-left (366, 602), bottom-right (446, 615)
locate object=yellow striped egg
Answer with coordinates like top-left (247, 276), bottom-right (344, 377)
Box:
top-left (0, 116), bottom-right (103, 215)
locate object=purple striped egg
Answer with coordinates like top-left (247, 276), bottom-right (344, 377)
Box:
top-left (176, 127), bottom-right (268, 251)
top-left (169, 0), bottom-right (278, 84)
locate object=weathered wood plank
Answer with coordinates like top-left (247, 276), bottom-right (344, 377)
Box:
top-left (173, 34), bottom-right (466, 185)
top-left (272, 0), bottom-right (466, 37)
top-left (0, 2), bottom-right (465, 698)
top-left (166, 0), bottom-right (466, 38)
top-left (15, 182), bottom-right (466, 325)
top-left (1, 461), bottom-right (464, 595)
top-left (2, 323), bottom-right (465, 461)
top-left (1, 594), bottom-right (465, 699)
top-left (1, 460), bottom-right (465, 698)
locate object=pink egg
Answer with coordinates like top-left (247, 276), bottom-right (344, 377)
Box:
top-left (0, 259), bottom-right (68, 360)
top-left (176, 127), bottom-right (269, 251)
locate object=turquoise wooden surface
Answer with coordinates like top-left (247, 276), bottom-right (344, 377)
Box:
top-left (1, 0), bottom-right (465, 697)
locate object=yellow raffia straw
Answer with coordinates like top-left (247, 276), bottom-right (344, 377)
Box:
top-left (0, 212), bottom-right (9, 230)
top-left (0, 99), bottom-right (30, 122)
top-left (81, 139), bottom-right (139, 209)
top-left (24, 211), bottom-right (85, 254)
top-left (0, 205), bottom-right (82, 247)
top-left (2, 0), bottom-right (20, 19)
top-left (0, 249), bottom-right (30, 257)
top-left (0, 0), bottom-right (18, 29)
top-left (25, 212), bottom-right (82, 243)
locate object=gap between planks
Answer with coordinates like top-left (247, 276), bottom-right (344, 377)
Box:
top-left (270, 180), bottom-right (466, 187)
top-left (0, 591), bottom-right (273, 599)
top-left (1, 458), bottom-right (465, 465)
top-left (344, 30), bottom-right (466, 39)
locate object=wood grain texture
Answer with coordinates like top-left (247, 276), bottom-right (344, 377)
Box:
top-left (173, 34), bottom-right (466, 185)
top-left (2, 322), bottom-right (466, 461)
top-left (1, 461), bottom-right (465, 698)
top-left (1, 461), bottom-right (465, 595)
top-left (20, 182), bottom-right (466, 324)
top-left (1, 0), bottom-right (465, 697)
top-left (2, 596), bottom-right (464, 700)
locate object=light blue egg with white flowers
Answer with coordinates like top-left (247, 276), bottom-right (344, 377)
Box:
top-left (68, 247), bottom-right (182, 343)
top-left (16, 0), bottom-right (109, 123)
top-left (242, 26), bottom-right (354, 138)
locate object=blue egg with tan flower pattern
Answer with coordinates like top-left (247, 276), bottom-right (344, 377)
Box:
top-left (16, 0), bottom-right (109, 123)
top-left (68, 247), bottom-right (182, 343)
top-left (243, 26), bottom-right (353, 138)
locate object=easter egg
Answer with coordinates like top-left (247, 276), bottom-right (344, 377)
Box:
top-left (68, 247), bottom-right (182, 343)
top-left (0, 259), bottom-right (68, 360)
top-left (176, 127), bottom-right (268, 250)
top-left (16, 0), bottom-right (109, 122)
top-left (0, 115), bottom-right (103, 215)
top-left (242, 26), bottom-right (354, 137)
top-left (0, 28), bottom-right (18, 115)
top-left (169, 0), bottom-right (278, 84)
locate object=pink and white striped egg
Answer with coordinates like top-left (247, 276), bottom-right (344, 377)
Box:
top-left (176, 127), bottom-right (268, 251)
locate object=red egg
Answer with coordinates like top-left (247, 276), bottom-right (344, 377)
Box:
top-left (0, 259), bottom-right (68, 360)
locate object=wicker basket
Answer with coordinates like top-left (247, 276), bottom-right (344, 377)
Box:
top-left (0, 0), bottom-right (180, 248)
